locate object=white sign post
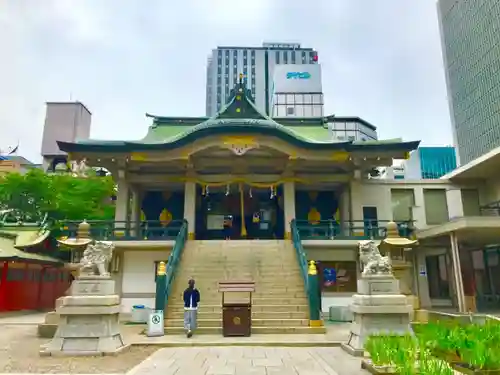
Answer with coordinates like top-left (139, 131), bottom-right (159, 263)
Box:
top-left (147, 310), bottom-right (164, 337)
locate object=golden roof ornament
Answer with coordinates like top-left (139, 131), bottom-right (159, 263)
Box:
top-left (379, 221), bottom-right (418, 250)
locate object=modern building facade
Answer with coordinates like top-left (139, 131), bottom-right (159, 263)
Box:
top-left (271, 64), bottom-right (324, 118)
top-left (403, 146), bottom-right (457, 179)
top-left (205, 42), bottom-right (318, 116)
top-left (437, 0), bottom-right (500, 165)
top-left (40, 102), bottom-right (92, 172)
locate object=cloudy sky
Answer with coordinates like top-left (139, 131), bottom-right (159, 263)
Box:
top-left (0, 0), bottom-right (452, 163)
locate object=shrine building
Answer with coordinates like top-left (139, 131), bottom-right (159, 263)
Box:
top-left (52, 75), bottom-right (500, 321)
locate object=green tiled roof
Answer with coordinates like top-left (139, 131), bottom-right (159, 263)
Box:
top-left (57, 77), bottom-right (420, 154)
top-left (0, 232), bottom-right (62, 264)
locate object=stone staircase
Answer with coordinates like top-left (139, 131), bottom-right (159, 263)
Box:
top-left (164, 240), bottom-right (325, 334)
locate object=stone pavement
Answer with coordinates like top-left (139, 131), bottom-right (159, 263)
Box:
top-left (127, 347), bottom-right (365, 375)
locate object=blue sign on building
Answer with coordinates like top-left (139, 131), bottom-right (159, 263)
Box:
top-left (286, 72), bottom-right (311, 79)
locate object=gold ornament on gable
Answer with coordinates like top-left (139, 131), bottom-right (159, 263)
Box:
top-left (222, 136), bottom-right (259, 156)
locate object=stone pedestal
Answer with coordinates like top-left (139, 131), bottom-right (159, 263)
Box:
top-left (40, 276), bottom-right (128, 356)
top-left (342, 275), bottom-right (412, 357)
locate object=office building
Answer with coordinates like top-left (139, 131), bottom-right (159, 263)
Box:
top-left (405, 146), bottom-right (457, 179)
top-left (271, 64), bottom-right (324, 118)
top-left (40, 102), bottom-right (91, 172)
top-left (379, 146), bottom-right (457, 180)
top-left (437, 0), bottom-right (500, 165)
top-left (205, 42), bottom-right (318, 116)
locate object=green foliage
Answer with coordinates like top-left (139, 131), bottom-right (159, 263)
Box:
top-left (0, 169), bottom-right (115, 223)
top-left (417, 321), bottom-right (500, 370)
top-left (366, 333), bottom-right (455, 374)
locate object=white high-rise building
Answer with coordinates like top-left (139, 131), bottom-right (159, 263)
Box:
top-left (271, 64), bottom-right (324, 118)
top-left (205, 43), bottom-right (319, 117)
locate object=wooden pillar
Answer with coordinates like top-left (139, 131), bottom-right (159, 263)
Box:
top-left (283, 181), bottom-right (296, 239)
top-left (184, 181), bottom-right (196, 240)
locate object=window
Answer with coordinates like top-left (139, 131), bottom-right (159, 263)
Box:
top-left (283, 52), bottom-right (288, 64)
top-left (275, 51), bottom-right (280, 64)
top-left (461, 189), bottom-right (480, 216)
top-left (426, 254), bottom-right (451, 299)
top-left (286, 107), bottom-right (294, 115)
top-left (291, 51), bottom-right (296, 64)
top-left (423, 189), bottom-right (449, 225)
top-left (391, 189), bottom-right (415, 222)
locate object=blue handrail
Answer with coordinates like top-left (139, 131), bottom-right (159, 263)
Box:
top-left (291, 219), bottom-right (322, 321)
top-left (164, 219), bottom-right (188, 307)
top-left (58, 219), bottom-right (185, 241)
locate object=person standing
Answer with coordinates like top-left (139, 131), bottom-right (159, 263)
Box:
top-left (223, 215), bottom-right (233, 240)
top-left (183, 279), bottom-right (200, 338)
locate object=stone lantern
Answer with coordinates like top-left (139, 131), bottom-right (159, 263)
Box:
top-left (379, 221), bottom-right (419, 308)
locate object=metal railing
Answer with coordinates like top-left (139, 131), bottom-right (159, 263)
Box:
top-left (480, 201), bottom-right (500, 216)
top-left (164, 220), bottom-right (188, 307)
top-left (290, 219), bottom-right (321, 321)
top-left (59, 220), bottom-right (185, 241)
top-left (294, 219), bottom-right (414, 240)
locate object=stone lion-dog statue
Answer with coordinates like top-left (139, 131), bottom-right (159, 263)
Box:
top-left (79, 241), bottom-right (115, 277)
top-left (358, 240), bottom-right (392, 276)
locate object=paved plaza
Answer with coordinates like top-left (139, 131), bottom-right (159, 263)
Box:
top-left (128, 347), bottom-right (365, 375)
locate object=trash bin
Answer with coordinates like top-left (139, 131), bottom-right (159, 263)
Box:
top-left (131, 305), bottom-right (147, 323)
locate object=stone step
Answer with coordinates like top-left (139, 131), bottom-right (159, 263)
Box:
top-left (170, 286), bottom-right (305, 293)
top-left (167, 296), bottom-right (308, 307)
top-left (164, 318), bottom-right (310, 328)
top-left (162, 326), bottom-right (326, 335)
top-left (167, 304), bottom-right (310, 313)
top-left (168, 291), bottom-right (306, 301)
top-left (165, 310), bottom-right (309, 320)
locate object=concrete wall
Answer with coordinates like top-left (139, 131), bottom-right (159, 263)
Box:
top-left (120, 250), bottom-right (171, 312)
top-left (351, 179), bottom-right (455, 228)
top-left (40, 102), bottom-right (91, 157)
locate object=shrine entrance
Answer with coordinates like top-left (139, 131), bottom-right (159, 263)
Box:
top-left (194, 184), bottom-right (284, 240)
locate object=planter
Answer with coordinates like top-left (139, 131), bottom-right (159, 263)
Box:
top-left (451, 363), bottom-right (500, 375)
top-left (431, 348), bottom-right (461, 363)
top-left (361, 360), bottom-right (397, 375)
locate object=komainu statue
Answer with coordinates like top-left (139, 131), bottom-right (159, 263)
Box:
top-left (79, 241), bottom-right (115, 277)
top-left (358, 240), bottom-right (392, 276)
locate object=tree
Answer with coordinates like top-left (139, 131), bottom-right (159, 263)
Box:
top-left (0, 169), bottom-right (116, 223)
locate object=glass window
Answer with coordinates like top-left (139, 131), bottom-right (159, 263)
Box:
top-left (424, 189), bottom-right (449, 225)
top-left (291, 51), bottom-right (296, 64)
top-left (461, 189), bottom-right (480, 216)
top-left (283, 52), bottom-right (288, 64)
top-left (426, 254), bottom-right (451, 299)
top-left (391, 189), bottom-right (415, 221)
top-left (286, 107), bottom-right (294, 115)
top-left (275, 51), bottom-right (280, 64)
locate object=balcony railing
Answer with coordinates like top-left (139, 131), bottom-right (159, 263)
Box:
top-left (59, 220), bottom-right (186, 241)
top-left (480, 201), bottom-right (500, 216)
top-left (295, 220), bottom-right (414, 240)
